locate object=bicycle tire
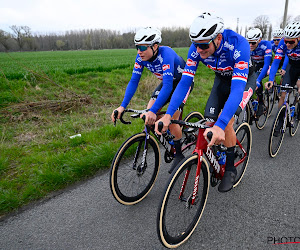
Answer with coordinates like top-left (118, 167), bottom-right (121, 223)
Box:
top-left (157, 155), bottom-right (209, 248)
top-left (234, 122), bottom-right (252, 187)
top-left (182, 111), bottom-right (204, 155)
top-left (268, 86), bottom-right (276, 117)
top-left (269, 105), bottom-right (286, 158)
top-left (289, 101), bottom-right (300, 136)
top-left (110, 132), bottom-right (160, 205)
top-left (235, 102), bottom-right (251, 129)
top-left (255, 91), bottom-right (270, 130)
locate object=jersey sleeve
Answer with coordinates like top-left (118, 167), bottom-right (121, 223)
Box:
top-left (149, 49), bottom-right (176, 114)
top-left (256, 41), bottom-right (272, 83)
top-left (121, 55), bottom-right (144, 108)
top-left (282, 54), bottom-right (289, 70)
top-left (166, 45), bottom-right (200, 117)
top-left (215, 39), bottom-right (249, 130)
top-left (269, 40), bottom-right (286, 81)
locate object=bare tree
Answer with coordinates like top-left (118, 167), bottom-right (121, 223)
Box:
top-left (253, 15), bottom-right (270, 39)
top-left (9, 25), bottom-right (32, 51)
top-left (0, 29), bottom-right (11, 51)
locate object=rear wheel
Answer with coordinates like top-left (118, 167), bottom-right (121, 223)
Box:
top-left (234, 122), bottom-right (252, 187)
top-left (157, 155), bottom-right (209, 248)
top-left (255, 91), bottom-right (270, 130)
top-left (110, 133), bottom-right (160, 205)
top-left (235, 103), bottom-right (251, 129)
top-left (289, 101), bottom-right (300, 136)
top-left (269, 105), bottom-right (286, 158)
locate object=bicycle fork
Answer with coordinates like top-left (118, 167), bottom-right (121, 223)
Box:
top-left (133, 126), bottom-right (150, 174)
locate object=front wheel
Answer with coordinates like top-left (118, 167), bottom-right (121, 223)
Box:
top-left (110, 132), bottom-right (160, 205)
top-left (255, 92), bottom-right (270, 130)
top-left (157, 155), bottom-right (209, 248)
top-left (234, 122), bottom-right (252, 187)
top-left (269, 105), bottom-right (286, 157)
top-left (289, 101), bottom-right (300, 136)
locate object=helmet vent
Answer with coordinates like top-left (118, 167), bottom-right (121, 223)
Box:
top-left (203, 24), bottom-right (218, 37)
top-left (145, 34), bottom-right (156, 42)
top-left (135, 35), bottom-right (147, 42)
top-left (190, 29), bottom-right (206, 39)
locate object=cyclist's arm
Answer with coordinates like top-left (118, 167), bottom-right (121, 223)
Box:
top-left (256, 42), bottom-right (272, 83)
top-left (166, 45), bottom-right (199, 117)
top-left (282, 54), bottom-right (289, 71)
top-left (121, 57), bottom-right (144, 108)
top-left (149, 51), bottom-right (175, 114)
top-left (269, 39), bottom-right (286, 81)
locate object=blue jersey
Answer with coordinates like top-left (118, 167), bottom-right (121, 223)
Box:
top-left (251, 40), bottom-right (272, 83)
top-left (121, 46), bottom-right (185, 114)
top-left (166, 29), bottom-right (252, 130)
top-left (271, 40), bottom-right (278, 54)
top-left (269, 39), bottom-right (300, 81)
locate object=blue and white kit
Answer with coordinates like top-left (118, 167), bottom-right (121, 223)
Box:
top-left (121, 46), bottom-right (186, 114)
top-left (166, 29), bottom-right (253, 130)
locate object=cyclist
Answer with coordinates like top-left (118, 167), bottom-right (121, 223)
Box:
top-left (246, 28), bottom-right (272, 116)
top-left (111, 27), bottom-right (193, 172)
top-left (155, 13), bottom-right (256, 192)
top-left (271, 28), bottom-right (289, 75)
top-left (265, 21), bottom-right (300, 136)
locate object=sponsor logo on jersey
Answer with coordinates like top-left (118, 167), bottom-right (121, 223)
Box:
top-left (239, 88), bottom-right (253, 110)
top-left (183, 69), bottom-right (196, 77)
top-left (186, 59), bottom-right (197, 67)
top-left (265, 49), bottom-right (272, 54)
top-left (277, 49), bottom-right (283, 53)
top-left (274, 55), bottom-right (282, 60)
top-left (235, 61), bottom-right (248, 70)
top-left (154, 72), bottom-right (163, 80)
top-left (233, 49), bottom-right (241, 60)
top-left (134, 62), bottom-right (142, 69)
top-left (163, 64), bottom-right (170, 71)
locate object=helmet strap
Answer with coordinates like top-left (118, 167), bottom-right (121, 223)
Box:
top-left (148, 44), bottom-right (159, 62)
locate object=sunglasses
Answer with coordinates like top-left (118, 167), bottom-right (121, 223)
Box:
top-left (249, 41), bottom-right (258, 45)
top-left (136, 45), bottom-right (151, 52)
top-left (284, 40), bottom-right (296, 45)
top-left (193, 38), bottom-right (214, 50)
top-left (273, 39), bottom-right (281, 42)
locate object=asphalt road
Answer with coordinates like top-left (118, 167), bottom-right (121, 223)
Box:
top-left (1, 110), bottom-right (300, 250)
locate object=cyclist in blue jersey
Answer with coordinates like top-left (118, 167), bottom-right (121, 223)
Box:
top-left (271, 28), bottom-right (288, 74)
top-left (155, 13), bottom-right (256, 192)
top-left (111, 27), bottom-right (193, 172)
top-left (265, 21), bottom-right (300, 136)
top-left (246, 28), bottom-right (272, 116)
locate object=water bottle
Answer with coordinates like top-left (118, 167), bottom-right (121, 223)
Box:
top-left (252, 100), bottom-right (258, 112)
top-left (166, 130), bottom-right (174, 145)
top-left (216, 151), bottom-right (226, 165)
top-left (290, 105), bottom-right (295, 118)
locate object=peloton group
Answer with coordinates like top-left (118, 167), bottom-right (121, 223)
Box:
top-left (111, 13), bottom-right (300, 193)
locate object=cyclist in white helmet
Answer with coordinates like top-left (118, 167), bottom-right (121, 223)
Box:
top-left (111, 27), bottom-right (194, 173)
top-left (271, 28), bottom-right (288, 73)
top-left (266, 21), bottom-right (300, 136)
top-left (155, 13), bottom-right (256, 192)
top-left (246, 28), bottom-right (272, 116)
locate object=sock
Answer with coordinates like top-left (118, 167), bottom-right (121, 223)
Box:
top-left (225, 146), bottom-right (236, 173)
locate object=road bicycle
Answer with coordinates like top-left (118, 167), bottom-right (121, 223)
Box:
top-left (268, 73), bottom-right (283, 117)
top-left (156, 119), bottom-right (252, 248)
top-left (235, 88), bottom-right (270, 130)
top-left (268, 84), bottom-right (300, 158)
top-left (109, 108), bottom-right (204, 205)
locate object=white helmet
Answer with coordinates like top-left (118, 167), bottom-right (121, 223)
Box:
top-left (284, 21), bottom-right (300, 38)
top-left (272, 28), bottom-right (284, 38)
top-left (189, 12), bottom-right (224, 41)
top-left (134, 27), bottom-right (162, 45)
top-left (246, 28), bottom-right (262, 41)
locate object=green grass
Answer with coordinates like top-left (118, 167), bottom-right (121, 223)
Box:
top-left (0, 48), bottom-right (215, 216)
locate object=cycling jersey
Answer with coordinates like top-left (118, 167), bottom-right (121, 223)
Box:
top-left (271, 39), bottom-right (288, 70)
top-left (121, 46), bottom-right (185, 114)
top-left (269, 39), bottom-right (300, 82)
top-left (250, 40), bottom-right (272, 83)
top-left (166, 29), bottom-right (252, 130)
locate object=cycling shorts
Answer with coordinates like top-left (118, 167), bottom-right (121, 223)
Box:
top-left (204, 72), bottom-right (256, 121)
top-left (151, 80), bottom-right (194, 112)
top-left (281, 63), bottom-right (300, 89)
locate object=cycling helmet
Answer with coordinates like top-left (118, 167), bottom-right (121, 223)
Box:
top-left (284, 21), bottom-right (300, 38)
top-left (134, 27), bottom-right (162, 45)
top-left (246, 28), bottom-right (262, 41)
top-left (189, 12), bottom-right (224, 41)
top-left (272, 28), bottom-right (284, 38)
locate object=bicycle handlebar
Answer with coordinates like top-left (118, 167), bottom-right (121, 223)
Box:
top-left (272, 84), bottom-right (298, 91)
top-left (114, 108), bottom-right (149, 125)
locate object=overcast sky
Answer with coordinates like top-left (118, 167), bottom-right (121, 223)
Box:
top-left (1, 0), bottom-right (299, 35)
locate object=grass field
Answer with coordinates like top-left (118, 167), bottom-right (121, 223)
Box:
top-left (0, 48), bottom-right (215, 216)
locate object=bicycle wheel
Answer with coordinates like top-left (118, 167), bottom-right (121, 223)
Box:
top-left (181, 111), bottom-right (204, 154)
top-left (255, 92), bottom-right (270, 130)
top-left (157, 155), bottom-right (209, 248)
top-left (110, 132), bottom-right (160, 205)
top-left (269, 105), bottom-right (286, 158)
top-left (234, 122), bottom-right (252, 187)
top-left (268, 86), bottom-right (276, 117)
top-left (235, 102), bottom-right (251, 129)
top-left (289, 101), bottom-right (300, 136)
